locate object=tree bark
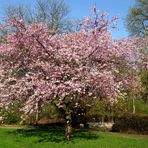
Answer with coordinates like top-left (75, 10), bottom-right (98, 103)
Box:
top-left (35, 101), bottom-right (39, 124)
top-left (132, 97), bottom-right (135, 114)
top-left (64, 108), bottom-right (73, 141)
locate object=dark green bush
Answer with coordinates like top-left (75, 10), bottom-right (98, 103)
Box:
top-left (112, 114), bottom-right (148, 134)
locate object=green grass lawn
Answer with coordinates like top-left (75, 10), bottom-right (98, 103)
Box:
top-left (0, 126), bottom-right (148, 148)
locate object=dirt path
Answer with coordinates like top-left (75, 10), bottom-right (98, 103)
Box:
top-left (0, 124), bottom-right (31, 129)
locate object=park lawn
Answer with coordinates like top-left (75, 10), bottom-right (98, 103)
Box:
top-left (0, 126), bottom-right (148, 148)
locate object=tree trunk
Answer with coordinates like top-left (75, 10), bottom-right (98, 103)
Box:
top-left (64, 108), bottom-right (73, 141)
top-left (101, 116), bottom-right (104, 124)
top-left (35, 101), bottom-right (39, 124)
top-left (132, 97), bottom-right (135, 114)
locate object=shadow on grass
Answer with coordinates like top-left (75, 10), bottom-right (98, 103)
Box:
top-left (7, 124), bottom-right (100, 143)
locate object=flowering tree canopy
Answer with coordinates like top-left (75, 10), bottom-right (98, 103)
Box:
top-left (0, 6), bottom-right (147, 140)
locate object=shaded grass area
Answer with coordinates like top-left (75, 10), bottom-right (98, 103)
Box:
top-left (0, 126), bottom-right (148, 148)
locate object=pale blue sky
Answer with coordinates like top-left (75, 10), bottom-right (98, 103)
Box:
top-left (0, 0), bottom-right (136, 39)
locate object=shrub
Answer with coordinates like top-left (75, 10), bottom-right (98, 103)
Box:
top-left (112, 114), bottom-right (148, 134)
top-left (0, 101), bottom-right (22, 124)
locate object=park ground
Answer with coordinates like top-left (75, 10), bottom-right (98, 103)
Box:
top-left (0, 125), bottom-right (148, 148)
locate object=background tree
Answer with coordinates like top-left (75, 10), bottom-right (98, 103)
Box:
top-left (3, 0), bottom-right (72, 33)
top-left (140, 69), bottom-right (148, 104)
top-left (126, 0), bottom-right (148, 37)
top-left (126, 0), bottom-right (148, 106)
top-left (35, 0), bottom-right (72, 33)
top-left (4, 4), bottom-right (34, 24)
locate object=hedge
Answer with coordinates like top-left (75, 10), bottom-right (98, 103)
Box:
top-left (112, 114), bottom-right (148, 134)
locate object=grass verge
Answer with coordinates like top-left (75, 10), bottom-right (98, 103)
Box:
top-left (0, 126), bottom-right (148, 148)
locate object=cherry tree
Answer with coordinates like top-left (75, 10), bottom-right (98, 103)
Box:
top-left (0, 6), bottom-right (147, 140)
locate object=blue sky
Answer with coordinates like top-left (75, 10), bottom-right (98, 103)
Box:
top-left (0, 0), bottom-right (136, 39)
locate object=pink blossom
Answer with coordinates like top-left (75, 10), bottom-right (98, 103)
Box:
top-left (0, 13), bottom-right (147, 115)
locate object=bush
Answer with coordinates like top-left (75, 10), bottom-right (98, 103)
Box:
top-left (0, 101), bottom-right (22, 124)
top-left (112, 114), bottom-right (148, 134)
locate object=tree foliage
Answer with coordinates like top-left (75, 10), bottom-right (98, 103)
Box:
top-left (126, 0), bottom-right (148, 37)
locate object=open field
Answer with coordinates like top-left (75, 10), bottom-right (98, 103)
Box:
top-left (0, 126), bottom-right (148, 148)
